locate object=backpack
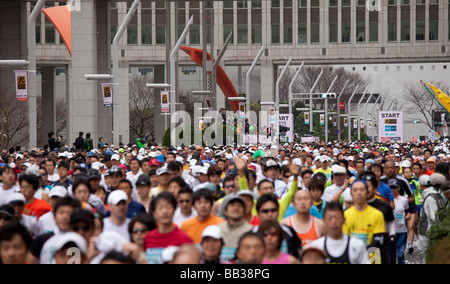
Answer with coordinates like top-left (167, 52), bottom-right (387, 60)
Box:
top-left (419, 193), bottom-right (447, 235)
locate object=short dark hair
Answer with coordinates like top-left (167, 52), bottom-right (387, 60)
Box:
top-left (309, 179), bottom-right (325, 193)
top-left (167, 161), bottom-right (182, 172)
top-left (301, 169), bottom-right (314, 178)
top-left (130, 158), bottom-right (141, 167)
top-left (73, 177), bottom-right (93, 195)
top-left (53, 197), bottom-right (81, 214)
top-left (192, 188), bottom-right (215, 206)
top-left (48, 132), bottom-right (55, 138)
top-left (128, 213), bottom-right (156, 241)
top-left (412, 162), bottom-right (422, 170)
top-left (119, 179), bottom-right (133, 189)
top-left (256, 194), bottom-right (279, 213)
top-left (0, 222), bottom-right (33, 250)
top-left (0, 166), bottom-right (15, 176)
top-left (168, 176), bottom-right (187, 189)
top-left (368, 163), bottom-right (384, 175)
top-left (360, 171), bottom-right (379, 188)
top-left (223, 175), bottom-right (236, 185)
top-left (101, 251), bottom-right (136, 264)
top-left (257, 179), bottom-right (275, 191)
top-left (58, 162), bottom-right (70, 171)
top-left (177, 187), bottom-right (194, 198)
top-left (167, 152), bottom-right (176, 159)
top-left (19, 174), bottom-right (39, 191)
top-left (322, 201), bottom-right (344, 218)
top-left (150, 192), bottom-right (177, 214)
top-left (236, 232), bottom-right (265, 256)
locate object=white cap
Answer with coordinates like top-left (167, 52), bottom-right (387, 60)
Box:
top-left (401, 161), bottom-right (412, 168)
top-left (192, 165), bottom-right (203, 177)
top-left (281, 160), bottom-right (289, 166)
top-left (107, 190), bottom-right (128, 205)
top-left (156, 167), bottom-right (170, 176)
top-left (176, 157), bottom-right (184, 164)
top-left (160, 246), bottom-right (179, 264)
top-left (91, 162), bottom-right (105, 171)
top-left (15, 154), bottom-right (24, 160)
top-left (237, 190), bottom-right (258, 200)
top-left (332, 165), bottom-right (347, 175)
top-left (49, 186), bottom-right (68, 198)
top-left (202, 225), bottom-right (224, 240)
top-left (95, 231), bottom-right (128, 254)
top-left (22, 162), bottom-right (32, 169)
top-left (53, 232), bottom-right (88, 256)
top-left (25, 167), bottom-right (41, 178)
top-left (293, 158), bottom-right (302, 166)
top-left (347, 156), bottom-right (355, 161)
top-left (111, 154), bottom-right (120, 161)
top-left (8, 193), bottom-right (26, 204)
top-left (149, 152), bottom-right (157, 158)
top-left (199, 167), bottom-right (209, 175)
top-left (319, 156), bottom-right (330, 163)
top-left (363, 148), bottom-right (369, 153)
top-left (270, 145), bottom-right (278, 150)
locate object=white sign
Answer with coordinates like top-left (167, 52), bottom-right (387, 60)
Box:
top-left (279, 114), bottom-right (294, 143)
top-left (427, 129), bottom-right (441, 141)
top-left (101, 83), bottom-right (112, 107)
top-left (353, 119), bottom-right (358, 129)
top-left (378, 111), bottom-right (404, 143)
top-left (161, 91), bottom-right (169, 113)
top-left (15, 70), bottom-right (28, 102)
top-left (320, 114), bottom-right (325, 126)
top-left (344, 118), bottom-right (348, 127)
top-left (239, 103), bottom-right (246, 119)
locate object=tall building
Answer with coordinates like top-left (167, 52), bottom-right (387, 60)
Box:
top-left (0, 0), bottom-right (449, 146)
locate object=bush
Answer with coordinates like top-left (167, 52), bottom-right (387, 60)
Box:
top-left (425, 209), bottom-right (450, 263)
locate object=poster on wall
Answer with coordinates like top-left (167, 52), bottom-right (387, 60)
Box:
top-left (378, 111), bottom-right (404, 143)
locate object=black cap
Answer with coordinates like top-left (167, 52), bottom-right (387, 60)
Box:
top-left (0, 205), bottom-right (15, 218)
top-left (70, 209), bottom-right (95, 226)
top-left (109, 166), bottom-right (122, 176)
top-left (87, 169), bottom-right (101, 180)
top-left (136, 174), bottom-right (151, 186)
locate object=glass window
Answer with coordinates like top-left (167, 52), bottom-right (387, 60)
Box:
top-left (298, 23), bottom-right (307, 43)
top-left (416, 0), bottom-right (425, 3)
top-left (110, 25), bottom-right (117, 44)
top-left (299, 0), bottom-right (307, 7)
top-left (388, 22), bottom-right (397, 41)
top-left (127, 26), bottom-right (137, 45)
top-left (369, 22), bottom-right (378, 42)
top-left (356, 23), bottom-right (365, 42)
top-left (388, 0), bottom-right (396, 5)
top-left (401, 22), bottom-right (410, 41)
top-left (224, 25), bottom-right (234, 43)
top-left (238, 25), bottom-right (248, 43)
top-left (357, 0), bottom-right (365, 6)
top-left (155, 1), bottom-right (166, 8)
top-left (311, 0), bottom-right (320, 7)
top-left (416, 21), bottom-right (425, 41)
top-left (330, 0), bottom-right (338, 6)
top-left (142, 25), bottom-right (152, 45)
top-left (429, 21), bottom-right (438, 40)
top-left (141, 2), bottom-right (151, 9)
top-left (237, 1), bottom-right (248, 8)
top-left (189, 1), bottom-right (199, 8)
top-left (429, 0), bottom-right (438, 3)
top-left (156, 26), bottom-right (166, 44)
top-left (190, 25), bottom-right (200, 44)
top-left (284, 23), bottom-right (293, 43)
top-left (252, 24), bottom-right (262, 43)
top-left (401, 0), bottom-right (410, 4)
top-left (45, 22), bottom-right (55, 44)
top-left (272, 0), bottom-right (280, 8)
top-left (272, 24), bottom-right (280, 43)
top-left (252, 0), bottom-right (262, 8)
top-left (224, 1), bottom-right (234, 8)
top-left (448, 20), bottom-right (450, 40)
top-left (311, 23), bottom-right (320, 43)
top-left (36, 23), bottom-right (41, 44)
top-left (342, 23), bottom-right (350, 42)
top-left (342, 0), bottom-right (351, 6)
top-left (329, 23), bottom-right (338, 43)
top-left (284, 0), bottom-right (293, 7)
top-left (178, 26), bottom-right (187, 44)
top-left (206, 1), bottom-right (214, 8)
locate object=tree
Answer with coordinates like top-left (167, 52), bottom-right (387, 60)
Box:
top-left (129, 75), bottom-right (155, 142)
top-left (404, 81), bottom-right (446, 130)
top-left (0, 86), bottom-right (29, 149)
top-left (36, 97), bottom-right (67, 147)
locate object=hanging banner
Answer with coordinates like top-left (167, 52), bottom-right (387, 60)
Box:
top-left (304, 112), bottom-right (310, 125)
top-left (239, 103), bottom-right (246, 119)
top-left (344, 118), bottom-right (348, 127)
top-left (360, 120), bottom-right (364, 129)
top-left (320, 114), bottom-right (325, 126)
top-left (101, 83), bottom-right (113, 107)
top-left (368, 121), bottom-right (372, 129)
top-left (333, 116), bottom-right (337, 127)
top-left (427, 129), bottom-right (441, 141)
top-left (204, 97), bottom-right (212, 111)
top-left (378, 111), bottom-right (404, 143)
top-left (161, 91), bottom-right (170, 113)
top-left (442, 113), bottom-right (448, 137)
top-left (15, 70), bottom-right (28, 102)
top-left (279, 114), bottom-right (294, 143)
top-left (353, 119), bottom-right (358, 129)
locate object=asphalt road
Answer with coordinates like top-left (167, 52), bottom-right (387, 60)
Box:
top-left (405, 249), bottom-right (426, 264)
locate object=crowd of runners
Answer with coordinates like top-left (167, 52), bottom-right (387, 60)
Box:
top-left (0, 133), bottom-right (448, 264)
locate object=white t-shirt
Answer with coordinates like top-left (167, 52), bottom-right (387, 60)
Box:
top-left (47, 173), bottom-right (60, 183)
top-left (0, 184), bottom-right (20, 206)
top-left (103, 218), bottom-right (131, 241)
top-left (173, 208), bottom-right (197, 227)
top-left (38, 211), bottom-right (56, 234)
top-left (126, 170), bottom-right (143, 188)
top-left (322, 184), bottom-right (349, 203)
top-left (21, 214), bottom-right (44, 237)
top-left (39, 229), bottom-right (64, 264)
top-left (393, 195), bottom-right (409, 234)
top-left (311, 235), bottom-right (368, 264)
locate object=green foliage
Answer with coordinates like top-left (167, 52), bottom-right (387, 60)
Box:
top-left (425, 209), bottom-right (450, 263)
top-left (352, 132), bottom-right (369, 142)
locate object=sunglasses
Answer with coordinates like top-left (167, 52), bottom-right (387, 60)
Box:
top-left (283, 175), bottom-right (292, 178)
top-left (260, 208), bottom-right (278, 214)
top-left (132, 228), bottom-right (148, 234)
top-left (72, 226), bottom-right (92, 232)
top-left (0, 215), bottom-right (13, 221)
top-left (263, 231), bottom-right (278, 238)
top-left (224, 185), bottom-right (235, 188)
top-left (178, 199), bottom-right (191, 204)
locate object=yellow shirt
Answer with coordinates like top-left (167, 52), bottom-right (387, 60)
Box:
top-left (314, 168), bottom-right (332, 181)
top-left (343, 205), bottom-right (386, 247)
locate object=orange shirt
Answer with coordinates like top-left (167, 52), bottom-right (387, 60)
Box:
top-left (180, 215), bottom-right (225, 243)
top-left (24, 199), bottom-right (53, 220)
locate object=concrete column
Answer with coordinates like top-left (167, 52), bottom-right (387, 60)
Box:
top-left (153, 65), bottom-right (166, 145)
top-left (69, 0), bottom-right (98, 145)
top-left (117, 60), bottom-right (130, 145)
top-left (260, 58), bottom-right (274, 107)
top-left (41, 67), bottom-right (55, 146)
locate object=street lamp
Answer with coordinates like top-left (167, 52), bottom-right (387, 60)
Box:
top-left (85, 74), bottom-right (114, 80)
top-left (228, 97), bottom-right (247, 102)
top-left (0, 60), bottom-right (29, 67)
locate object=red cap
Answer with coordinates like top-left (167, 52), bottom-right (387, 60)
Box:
top-left (149, 159), bottom-right (160, 166)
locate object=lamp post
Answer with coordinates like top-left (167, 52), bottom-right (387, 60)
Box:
top-left (309, 69), bottom-right (324, 132)
top-left (324, 75), bottom-right (338, 142)
top-left (347, 85), bottom-right (360, 142)
top-left (246, 46), bottom-right (265, 120)
top-left (275, 57), bottom-right (292, 144)
top-left (336, 80), bottom-right (349, 142)
top-left (288, 62), bottom-right (304, 117)
top-left (357, 91), bottom-right (368, 141)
